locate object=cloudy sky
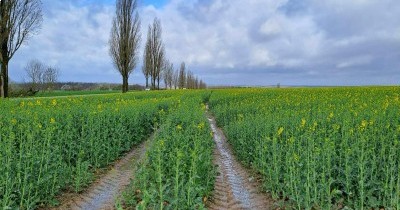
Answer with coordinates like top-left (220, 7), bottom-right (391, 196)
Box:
top-left (9, 0), bottom-right (400, 86)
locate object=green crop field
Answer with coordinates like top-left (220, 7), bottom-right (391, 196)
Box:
top-left (32, 90), bottom-right (121, 98)
top-left (209, 87), bottom-right (400, 209)
top-left (1, 87), bottom-right (400, 209)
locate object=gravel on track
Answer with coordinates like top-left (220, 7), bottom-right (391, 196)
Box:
top-left (45, 134), bottom-right (155, 210)
top-left (206, 109), bottom-right (275, 210)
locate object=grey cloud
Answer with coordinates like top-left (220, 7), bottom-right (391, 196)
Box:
top-left (10, 0), bottom-right (120, 83)
top-left (308, 0), bottom-right (400, 39)
top-left (8, 0), bottom-right (400, 86)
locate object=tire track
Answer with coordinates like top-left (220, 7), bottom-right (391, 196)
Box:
top-left (47, 134), bottom-right (154, 210)
top-left (206, 108), bottom-right (274, 210)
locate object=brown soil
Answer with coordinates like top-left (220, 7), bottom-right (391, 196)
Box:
top-left (42, 134), bottom-right (154, 210)
top-left (206, 110), bottom-right (275, 210)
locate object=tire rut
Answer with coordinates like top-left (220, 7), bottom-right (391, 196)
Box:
top-left (206, 108), bottom-right (275, 210)
top-left (47, 134), bottom-right (154, 210)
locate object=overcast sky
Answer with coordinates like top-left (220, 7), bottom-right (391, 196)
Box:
top-left (9, 0), bottom-right (400, 86)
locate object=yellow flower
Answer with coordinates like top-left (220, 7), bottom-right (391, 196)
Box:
top-left (288, 137), bottom-right (295, 144)
top-left (361, 120), bottom-right (368, 128)
top-left (50, 118), bottom-right (56, 124)
top-left (293, 153), bottom-right (299, 162)
top-left (301, 118), bottom-right (306, 127)
top-left (197, 122), bottom-right (205, 130)
top-left (176, 124), bottom-right (182, 130)
top-left (333, 124), bottom-right (340, 131)
top-left (52, 99), bottom-right (57, 106)
top-left (11, 119), bottom-right (17, 125)
top-left (349, 128), bottom-right (354, 135)
top-left (310, 122), bottom-right (318, 131)
top-left (277, 127), bottom-right (284, 136)
top-left (201, 103), bottom-right (207, 111)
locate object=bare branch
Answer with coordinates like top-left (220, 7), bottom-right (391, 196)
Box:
top-left (0, 0), bottom-right (42, 98)
top-left (109, 0), bottom-right (141, 93)
top-left (178, 62), bottom-right (186, 89)
top-left (143, 18), bottom-right (165, 90)
top-left (24, 59), bottom-right (43, 91)
top-left (162, 59), bottom-right (173, 89)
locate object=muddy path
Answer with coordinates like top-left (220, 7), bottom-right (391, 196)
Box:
top-left (47, 134), bottom-right (154, 210)
top-left (206, 108), bottom-right (275, 210)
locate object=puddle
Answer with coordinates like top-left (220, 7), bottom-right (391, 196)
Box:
top-left (208, 117), bottom-right (252, 209)
top-left (77, 172), bottom-right (120, 210)
top-left (206, 107), bottom-right (273, 210)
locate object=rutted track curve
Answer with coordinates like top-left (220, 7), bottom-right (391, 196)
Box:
top-left (51, 135), bottom-right (153, 210)
top-left (206, 108), bottom-right (274, 210)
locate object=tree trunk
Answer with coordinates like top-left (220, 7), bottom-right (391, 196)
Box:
top-left (145, 76), bottom-right (149, 88)
top-left (151, 77), bottom-right (156, 90)
top-left (1, 59), bottom-right (8, 98)
top-left (1, 15), bottom-right (8, 98)
top-left (0, 74), bottom-right (3, 98)
top-left (122, 76), bottom-right (128, 93)
top-left (0, 1), bottom-right (3, 98)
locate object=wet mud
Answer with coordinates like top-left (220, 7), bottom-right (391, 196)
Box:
top-left (206, 109), bottom-right (274, 210)
top-left (48, 135), bottom-right (152, 210)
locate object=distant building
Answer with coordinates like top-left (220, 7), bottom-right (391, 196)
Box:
top-left (61, 84), bottom-right (72, 91)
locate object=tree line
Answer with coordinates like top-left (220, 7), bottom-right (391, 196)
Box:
top-left (110, 0), bottom-right (207, 92)
top-left (161, 61), bottom-right (207, 90)
top-left (24, 59), bottom-right (59, 92)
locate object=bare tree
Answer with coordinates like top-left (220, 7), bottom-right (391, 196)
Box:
top-left (0, 0), bottom-right (43, 98)
top-left (188, 71), bottom-right (199, 89)
top-left (109, 0), bottom-right (141, 93)
top-left (195, 76), bottom-right (199, 89)
top-left (144, 18), bottom-right (164, 90)
top-left (186, 70), bottom-right (196, 89)
top-left (172, 68), bottom-right (179, 89)
top-left (25, 59), bottom-right (43, 91)
top-left (178, 62), bottom-right (186, 89)
top-left (156, 48), bottom-right (164, 89)
top-left (162, 59), bottom-right (173, 89)
top-left (167, 62), bottom-right (174, 89)
top-left (142, 39), bottom-right (150, 88)
top-left (199, 79), bottom-right (207, 89)
top-left (42, 66), bottom-right (59, 91)
top-left (25, 59), bottom-right (59, 91)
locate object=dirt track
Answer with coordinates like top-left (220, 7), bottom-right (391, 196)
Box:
top-left (48, 135), bottom-right (153, 210)
top-left (206, 111), bottom-right (274, 210)
top-left (42, 109), bottom-right (273, 210)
